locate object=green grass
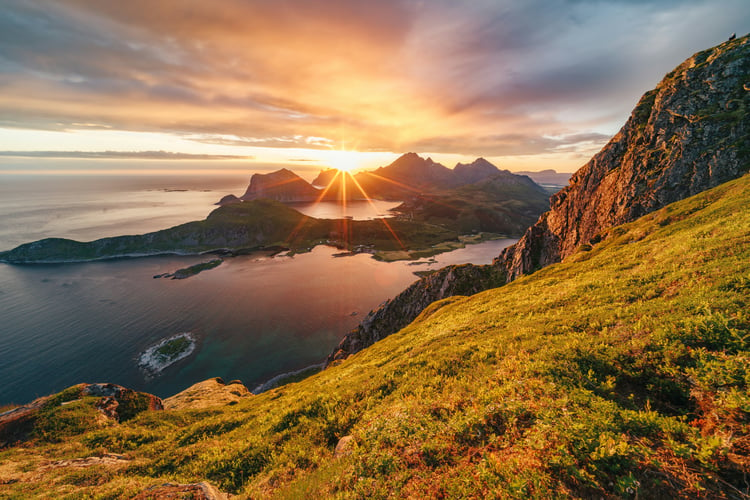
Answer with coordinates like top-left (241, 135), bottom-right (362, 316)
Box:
top-left (1, 175), bottom-right (749, 498)
top-left (154, 337), bottom-right (192, 362)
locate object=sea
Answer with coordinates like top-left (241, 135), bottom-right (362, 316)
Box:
top-left (0, 173), bottom-right (515, 405)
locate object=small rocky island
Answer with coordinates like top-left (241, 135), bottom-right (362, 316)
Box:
top-left (138, 333), bottom-right (196, 377)
top-left (153, 258), bottom-right (223, 279)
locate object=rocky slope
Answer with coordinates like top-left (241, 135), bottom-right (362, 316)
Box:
top-left (327, 264), bottom-right (506, 364)
top-left (497, 34), bottom-right (750, 279)
top-left (240, 168), bottom-right (321, 202)
top-left (328, 34), bottom-right (750, 362)
top-left (0, 383), bottom-right (162, 447)
top-left (392, 169), bottom-right (550, 235)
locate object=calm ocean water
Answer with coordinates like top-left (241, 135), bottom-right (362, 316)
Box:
top-left (0, 174), bottom-right (514, 405)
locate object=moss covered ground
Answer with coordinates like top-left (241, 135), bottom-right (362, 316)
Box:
top-left (1, 174), bottom-right (748, 498)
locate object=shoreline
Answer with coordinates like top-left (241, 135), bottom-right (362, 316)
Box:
top-left (251, 362), bottom-right (325, 394)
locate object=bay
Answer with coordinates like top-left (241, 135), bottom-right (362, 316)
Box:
top-left (0, 173), bottom-right (515, 405)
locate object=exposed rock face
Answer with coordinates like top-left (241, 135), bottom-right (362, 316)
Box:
top-left (240, 168), bottom-right (321, 202)
top-left (327, 264), bottom-right (505, 364)
top-left (133, 482), bottom-right (229, 500)
top-left (81, 383), bottom-right (164, 421)
top-left (326, 34), bottom-right (750, 366)
top-left (163, 377), bottom-right (250, 410)
top-left (0, 383), bottom-right (162, 447)
top-left (497, 34), bottom-right (750, 279)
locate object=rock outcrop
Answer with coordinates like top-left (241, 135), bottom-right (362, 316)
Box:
top-left (327, 34), bottom-right (750, 365)
top-left (327, 264), bottom-right (506, 364)
top-left (134, 482), bottom-right (230, 500)
top-left (215, 194), bottom-right (241, 206)
top-left (0, 383), bottom-right (162, 447)
top-left (240, 168), bottom-right (321, 202)
top-left (497, 34), bottom-right (750, 279)
top-left (163, 377), bottom-right (251, 410)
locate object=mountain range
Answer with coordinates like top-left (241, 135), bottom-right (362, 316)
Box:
top-left (329, 32), bottom-right (750, 364)
top-left (0, 34), bottom-right (748, 499)
top-left (224, 154), bottom-right (549, 204)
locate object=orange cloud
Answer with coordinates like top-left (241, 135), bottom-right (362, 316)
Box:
top-left (1, 0), bottom-right (748, 159)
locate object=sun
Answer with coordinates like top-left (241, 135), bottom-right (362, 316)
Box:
top-left (319, 150), bottom-right (362, 173)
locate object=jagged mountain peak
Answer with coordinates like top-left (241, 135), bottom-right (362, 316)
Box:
top-left (496, 33), bottom-right (750, 280)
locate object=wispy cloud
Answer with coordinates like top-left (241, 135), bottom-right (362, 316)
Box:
top-left (0, 151), bottom-right (253, 160)
top-left (0, 0), bottom-right (747, 158)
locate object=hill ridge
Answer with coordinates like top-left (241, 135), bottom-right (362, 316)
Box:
top-left (2, 172), bottom-right (748, 498)
top-left (328, 33), bottom-right (750, 362)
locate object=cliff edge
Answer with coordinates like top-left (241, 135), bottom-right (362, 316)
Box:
top-left (328, 34), bottom-right (750, 363)
top-left (497, 34), bottom-right (750, 278)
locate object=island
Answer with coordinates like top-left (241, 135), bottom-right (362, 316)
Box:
top-left (153, 258), bottom-right (223, 279)
top-left (0, 156), bottom-right (551, 264)
top-left (138, 333), bottom-right (197, 377)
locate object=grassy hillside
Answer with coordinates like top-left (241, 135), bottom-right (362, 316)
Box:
top-left (1, 175), bottom-right (748, 498)
top-left (392, 173), bottom-right (550, 236)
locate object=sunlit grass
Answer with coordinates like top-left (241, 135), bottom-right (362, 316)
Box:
top-left (1, 174), bottom-right (748, 498)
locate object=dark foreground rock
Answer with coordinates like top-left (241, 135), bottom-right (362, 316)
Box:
top-left (327, 264), bottom-right (505, 364)
top-left (0, 383), bottom-right (162, 447)
top-left (134, 481), bottom-right (230, 500)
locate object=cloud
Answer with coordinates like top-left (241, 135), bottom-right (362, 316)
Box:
top-left (0, 150), bottom-right (253, 160)
top-left (0, 0), bottom-right (748, 157)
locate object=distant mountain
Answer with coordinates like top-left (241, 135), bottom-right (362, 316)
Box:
top-left (498, 33), bottom-right (750, 280)
top-left (226, 155), bottom-right (527, 204)
top-left (353, 152), bottom-right (454, 198)
top-left (330, 33), bottom-right (750, 363)
top-left (514, 169), bottom-right (572, 189)
top-left (453, 157), bottom-right (502, 184)
top-left (311, 168), bottom-right (367, 200)
top-left (311, 168), bottom-right (339, 187)
top-left (354, 153), bottom-right (513, 199)
top-left (240, 168), bottom-right (321, 203)
top-left (393, 170), bottom-right (549, 235)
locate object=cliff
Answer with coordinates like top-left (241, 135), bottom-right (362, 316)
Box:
top-left (327, 264), bottom-right (506, 364)
top-left (497, 34), bottom-right (750, 279)
top-left (329, 34), bottom-right (750, 363)
top-left (240, 168), bottom-right (321, 202)
top-left (2, 173), bottom-right (748, 498)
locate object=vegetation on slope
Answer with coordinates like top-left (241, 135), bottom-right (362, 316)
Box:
top-left (392, 173), bottom-right (550, 236)
top-left (1, 175), bottom-right (748, 498)
top-left (0, 199), bottom-right (458, 263)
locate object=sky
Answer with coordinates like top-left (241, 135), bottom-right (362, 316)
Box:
top-left (0, 0), bottom-right (748, 175)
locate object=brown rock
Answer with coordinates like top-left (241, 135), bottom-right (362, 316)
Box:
top-left (334, 435), bottom-right (356, 458)
top-left (496, 34), bottom-right (750, 279)
top-left (134, 481), bottom-right (229, 500)
top-left (163, 377), bottom-right (251, 410)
